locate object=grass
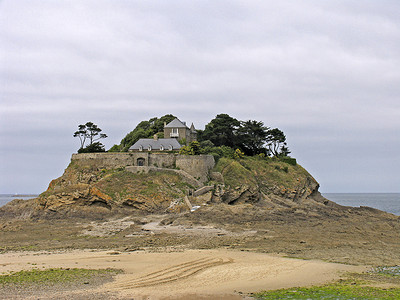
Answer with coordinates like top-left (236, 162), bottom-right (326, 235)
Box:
top-left (213, 156), bottom-right (315, 192)
top-left (254, 278), bottom-right (400, 299)
top-left (97, 170), bottom-right (188, 199)
top-left (0, 268), bottom-right (122, 286)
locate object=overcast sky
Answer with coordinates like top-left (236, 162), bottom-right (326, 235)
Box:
top-left (1, 0), bottom-right (399, 194)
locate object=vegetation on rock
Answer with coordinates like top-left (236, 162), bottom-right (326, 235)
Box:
top-left (0, 268), bottom-right (121, 285)
top-left (73, 122), bottom-right (107, 153)
top-left (255, 277), bottom-right (400, 299)
top-left (198, 113), bottom-right (290, 157)
top-left (110, 114), bottom-right (176, 152)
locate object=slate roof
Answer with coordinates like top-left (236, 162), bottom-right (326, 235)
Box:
top-left (164, 118), bottom-right (188, 128)
top-left (129, 138), bottom-right (182, 151)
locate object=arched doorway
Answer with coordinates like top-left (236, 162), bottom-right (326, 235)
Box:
top-left (137, 158), bottom-right (145, 166)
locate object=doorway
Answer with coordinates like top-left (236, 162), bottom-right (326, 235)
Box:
top-left (137, 158), bottom-right (145, 166)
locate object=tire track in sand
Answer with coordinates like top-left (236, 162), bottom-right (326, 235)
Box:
top-left (115, 257), bottom-right (233, 289)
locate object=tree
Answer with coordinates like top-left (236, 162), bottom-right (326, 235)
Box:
top-left (237, 120), bottom-right (269, 156)
top-left (201, 114), bottom-right (241, 148)
top-left (279, 143), bottom-right (291, 157)
top-left (266, 128), bottom-right (286, 157)
top-left (73, 124), bottom-right (88, 149)
top-left (74, 122), bottom-right (107, 152)
top-left (119, 114), bottom-right (177, 151)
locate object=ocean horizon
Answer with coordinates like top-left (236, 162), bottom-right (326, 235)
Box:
top-left (0, 193), bottom-right (399, 216)
top-left (322, 193), bottom-right (400, 216)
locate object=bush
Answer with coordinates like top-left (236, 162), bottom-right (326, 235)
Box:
top-left (179, 145), bottom-right (193, 155)
top-left (78, 142), bottom-right (106, 153)
top-left (210, 153), bottom-right (221, 163)
top-left (234, 148), bottom-right (244, 159)
top-left (108, 144), bottom-right (120, 152)
top-left (189, 141), bottom-right (201, 155)
top-left (200, 140), bottom-right (214, 148)
top-left (280, 156), bottom-right (297, 166)
top-left (219, 146), bottom-right (235, 158)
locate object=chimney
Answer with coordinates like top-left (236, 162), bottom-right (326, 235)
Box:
top-left (153, 134), bottom-right (158, 141)
top-left (164, 122), bottom-right (167, 128)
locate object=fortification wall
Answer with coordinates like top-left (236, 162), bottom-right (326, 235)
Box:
top-left (71, 153), bottom-right (215, 183)
top-left (148, 153), bottom-right (176, 168)
top-left (71, 153), bottom-right (137, 169)
top-left (176, 155), bottom-right (215, 183)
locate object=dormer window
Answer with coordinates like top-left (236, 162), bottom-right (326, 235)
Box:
top-left (168, 144), bottom-right (173, 151)
top-left (148, 145), bottom-right (152, 151)
top-left (139, 145), bottom-right (143, 151)
top-left (160, 145), bottom-right (164, 151)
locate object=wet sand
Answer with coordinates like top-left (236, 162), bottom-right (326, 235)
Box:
top-left (0, 249), bottom-right (365, 299)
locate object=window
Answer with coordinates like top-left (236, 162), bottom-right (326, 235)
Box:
top-left (168, 144), bottom-right (173, 151)
top-left (160, 145), bottom-right (164, 151)
top-left (148, 145), bottom-right (152, 151)
top-left (139, 145), bottom-right (143, 151)
top-left (170, 128), bottom-right (179, 137)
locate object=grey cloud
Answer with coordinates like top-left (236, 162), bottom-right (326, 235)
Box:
top-left (1, 0), bottom-right (399, 193)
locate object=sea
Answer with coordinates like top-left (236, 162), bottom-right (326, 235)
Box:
top-left (0, 194), bottom-right (39, 207)
top-left (0, 193), bottom-right (399, 216)
top-left (323, 193), bottom-right (400, 216)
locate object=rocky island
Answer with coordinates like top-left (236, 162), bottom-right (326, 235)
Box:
top-left (0, 115), bottom-right (399, 299)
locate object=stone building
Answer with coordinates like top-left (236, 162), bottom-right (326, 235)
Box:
top-left (163, 118), bottom-right (197, 144)
top-left (129, 135), bottom-right (182, 153)
top-left (129, 118), bottom-right (197, 154)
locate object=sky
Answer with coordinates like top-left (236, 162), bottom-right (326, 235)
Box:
top-left (0, 0), bottom-right (399, 194)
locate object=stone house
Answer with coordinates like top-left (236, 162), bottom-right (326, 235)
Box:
top-left (129, 118), bottom-right (197, 155)
top-left (163, 118), bottom-right (197, 144)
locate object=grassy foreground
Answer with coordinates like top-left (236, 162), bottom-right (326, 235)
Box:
top-left (255, 278), bottom-right (400, 300)
top-left (0, 268), bottom-right (122, 285)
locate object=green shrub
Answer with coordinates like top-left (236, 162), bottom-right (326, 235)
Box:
top-left (280, 156), bottom-right (297, 166)
top-left (234, 148), bottom-right (245, 159)
top-left (0, 268), bottom-right (121, 285)
top-left (219, 146), bottom-right (235, 158)
top-left (108, 144), bottom-right (120, 152)
top-left (78, 142), bottom-right (106, 153)
top-left (179, 145), bottom-right (193, 155)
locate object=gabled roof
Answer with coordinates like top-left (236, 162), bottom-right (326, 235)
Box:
top-left (164, 118), bottom-right (188, 128)
top-left (129, 138), bottom-right (182, 151)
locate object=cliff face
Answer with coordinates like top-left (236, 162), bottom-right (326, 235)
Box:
top-left (211, 157), bottom-right (328, 209)
top-left (1, 154), bottom-right (330, 219)
top-left (35, 159), bottom-right (195, 217)
top-left (33, 153), bottom-right (326, 215)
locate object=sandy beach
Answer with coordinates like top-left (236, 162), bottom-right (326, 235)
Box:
top-left (0, 249), bottom-right (365, 299)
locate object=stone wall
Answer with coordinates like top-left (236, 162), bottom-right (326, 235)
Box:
top-left (176, 155), bottom-right (215, 183)
top-left (71, 153), bottom-right (137, 169)
top-left (71, 153), bottom-right (215, 183)
top-left (148, 153), bottom-right (176, 168)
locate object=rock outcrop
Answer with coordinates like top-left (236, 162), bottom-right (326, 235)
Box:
top-left (0, 154), bottom-right (370, 219)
